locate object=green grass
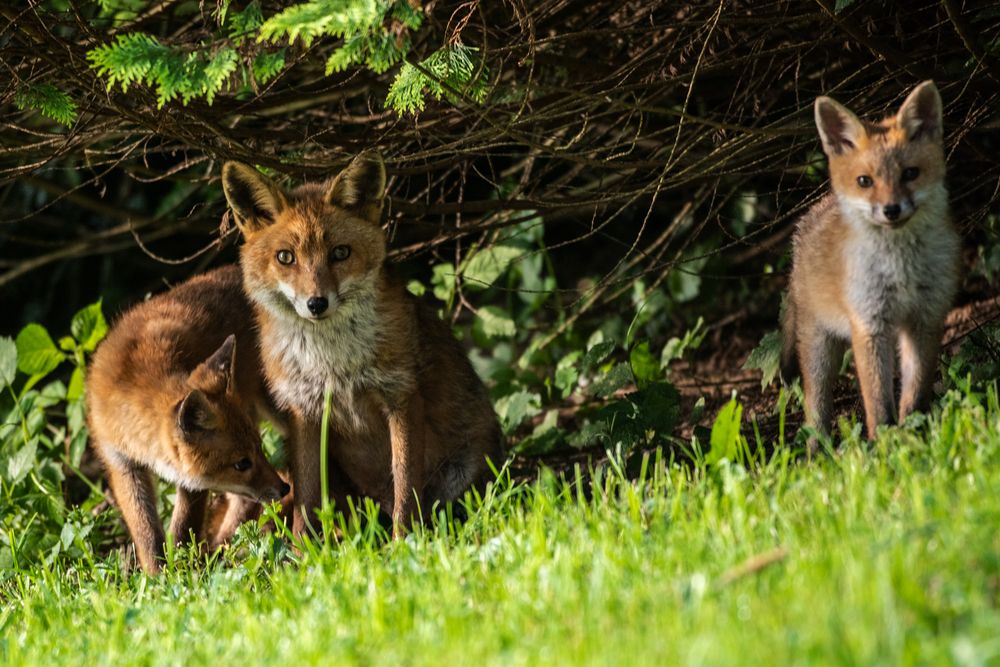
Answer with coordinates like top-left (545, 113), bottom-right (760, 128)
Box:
top-left (2, 386), bottom-right (999, 666)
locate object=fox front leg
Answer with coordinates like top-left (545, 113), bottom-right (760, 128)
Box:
top-left (898, 322), bottom-right (944, 421)
top-left (388, 394), bottom-right (426, 538)
top-left (850, 324), bottom-right (897, 439)
top-left (168, 487), bottom-right (209, 549)
top-left (288, 414), bottom-right (322, 537)
top-left (105, 459), bottom-right (164, 574)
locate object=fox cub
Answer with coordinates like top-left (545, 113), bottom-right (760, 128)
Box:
top-left (88, 267), bottom-right (289, 573)
top-left (782, 81), bottom-right (960, 440)
top-left (221, 153), bottom-right (504, 536)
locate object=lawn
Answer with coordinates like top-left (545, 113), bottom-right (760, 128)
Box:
top-left (1, 386), bottom-right (998, 666)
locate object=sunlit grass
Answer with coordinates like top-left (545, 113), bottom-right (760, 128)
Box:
top-left (1, 386), bottom-right (998, 666)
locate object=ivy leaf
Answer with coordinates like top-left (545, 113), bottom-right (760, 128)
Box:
top-left (0, 336), bottom-right (16, 390)
top-left (16, 325), bottom-right (65, 376)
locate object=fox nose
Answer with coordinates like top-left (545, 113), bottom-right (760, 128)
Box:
top-left (306, 296), bottom-right (328, 316)
top-left (279, 482), bottom-right (291, 497)
top-left (883, 204), bottom-right (901, 221)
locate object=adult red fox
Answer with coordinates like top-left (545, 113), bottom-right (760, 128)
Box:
top-left (221, 153), bottom-right (504, 536)
top-left (782, 81), bottom-right (960, 439)
top-left (87, 267), bottom-right (288, 573)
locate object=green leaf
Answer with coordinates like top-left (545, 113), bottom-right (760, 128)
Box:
top-left (742, 330), bottom-right (782, 389)
top-left (660, 317), bottom-right (706, 370)
top-left (14, 82), bottom-right (78, 126)
top-left (70, 300), bottom-right (108, 352)
top-left (631, 381), bottom-right (680, 435)
top-left (430, 262), bottom-right (456, 302)
top-left (629, 341), bottom-right (660, 389)
top-left (8, 438), bottom-right (38, 484)
top-left (834, 0), bottom-right (856, 12)
top-left (67, 366), bottom-right (86, 402)
top-left (16, 325), bottom-right (65, 376)
top-left (495, 389), bottom-right (541, 434)
top-left (591, 362), bottom-right (633, 398)
top-left (0, 336), bottom-right (16, 390)
top-left (707, 398), bottom-right (743, 465)
top-left (581, 341), bottom-right (616, 374)
top-left (477, 306), bottom-right (516, 338)
top-left (554, 351), bottom-right (581, 398)
top-left (461, 244), bottom-right (523, 290)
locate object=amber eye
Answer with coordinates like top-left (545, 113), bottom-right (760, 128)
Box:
top-left (901, 167), bottom-right (920, 182)
top-left (331, 245), bottom-right (351, 261)
top-left (233, 458), bottom-right (252, 472)
top-left (276, 249), bottom-right (295, 265)
top-left (857, 175), bottom-right (874, 188)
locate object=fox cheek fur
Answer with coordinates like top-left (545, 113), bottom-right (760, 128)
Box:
top-left (782, 81), bottom-right (960, 442)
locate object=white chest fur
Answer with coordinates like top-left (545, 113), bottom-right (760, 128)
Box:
top-left (843, 190), bottom-right (959, 331)
top-left (262, 287), bottom-right (408, 428)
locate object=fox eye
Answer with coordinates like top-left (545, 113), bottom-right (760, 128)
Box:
top-left (233, 458), bottom-right (252, 472)
top-left (331, 245), bottom-right (351, 261)
top-left (276, 249), bottom-right (295, 265)
top-left (901, 167), bottom-right (920, 182)
top-left (857, 175), bottom-right (874, 188)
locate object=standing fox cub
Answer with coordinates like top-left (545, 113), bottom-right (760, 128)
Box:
top-left (221, 153), bottom-right (504, 536)
top-left (782, 81), bottom-right (960, 440)
top-left (88, 267), bottom-right (289, 573)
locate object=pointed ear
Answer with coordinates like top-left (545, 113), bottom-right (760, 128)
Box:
top-left (324, 151), bottom-right (386, 221)
top-left (177, 389), bottom-right (217, 437)
top-left (896, 80), bottom-right (942, 142)
top-left (221, 162), bottom-right (288, 235)
top-left (814, 96), bottom-right (865, 156)
top-left (188, 335), bottom-right (236, 394)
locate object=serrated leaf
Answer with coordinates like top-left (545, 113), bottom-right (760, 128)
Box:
top-left (742, 330), bottom-right (782, 389)
top-left (16, 325), bottom-right (64, 376)
top-left (477, 306), bottom-right (516, 338)
top-left (0, 336), bottom-right (16, 390)
top-left (8, 438), bottom-right (38, 484)
top-left (631, 381), bottom-right (680, 435)
top-left (71, 300), bottom-right (108, 352)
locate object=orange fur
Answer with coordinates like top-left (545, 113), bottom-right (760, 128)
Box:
top-left (87, 267), bottom-right (289, 573)
top-left (222, 154), bottom-right (504, 537)
top-left (783, 81), bottom-right (960, 441)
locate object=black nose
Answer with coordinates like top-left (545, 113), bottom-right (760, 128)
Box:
top-left (279, 482), bottom-right (291, 497)
top-left (306, 296), bottom-right (328, 316)
top-left (883, 204), bottom-right (901, 221)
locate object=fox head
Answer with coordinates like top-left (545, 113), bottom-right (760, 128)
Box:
top-left (221, 153), bottom-right (387, 323)
top-left (173, 335), bottom-right (288, 502)
top-left (815, 80), bottom-right (945, 229)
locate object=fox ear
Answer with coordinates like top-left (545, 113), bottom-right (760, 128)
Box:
top-left (177, 389), bottom-right (217, 437)
top-left (188, 335), bottom-right (236, 394)
top-left (222, 162), bottom-right (288, 235)
top-left (324, 151), bottom-right (386, 221)
top-left (814, 96), bottom-right (865, 156)
top-left (896, 80), bottom-right (942, 142)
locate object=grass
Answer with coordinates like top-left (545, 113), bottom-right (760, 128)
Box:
top-left (1, 385), bottom-right (999, 666)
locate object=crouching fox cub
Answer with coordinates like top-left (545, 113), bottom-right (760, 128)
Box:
top-left (782, 81), bottom-right (960, 440)
top-left (221, 153), bottom-right (504, 537)
top-left (87, 267), bottom-right (289, 573)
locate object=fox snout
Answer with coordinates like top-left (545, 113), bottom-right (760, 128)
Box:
top-left (872, 199), bottom-right (915, 227)
top-left (258, 481), bottom-right (291, 503)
